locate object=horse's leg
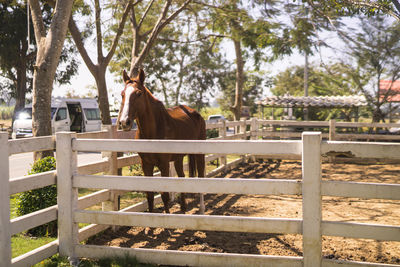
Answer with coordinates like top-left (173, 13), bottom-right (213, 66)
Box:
top-left (142, 162), bottom-right (154, 212)
top-left (174, 158), bottom-right (186, 213)
top-left (159, 161), bottom-right (170, 213)
top-left (189, 154), bottom-right (205, 214)
top-left (196, 154), bottom-right (206, 214)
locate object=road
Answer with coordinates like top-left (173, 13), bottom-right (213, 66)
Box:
top-left (9, 152), bottom-right (103, 178)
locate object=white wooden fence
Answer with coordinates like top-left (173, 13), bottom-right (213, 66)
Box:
top-left (1, 119), bottom-right (400, 267)
top-left (1, 122), bottom-right (249, 267)
top-left (60, 132), bottom-right (400, 267)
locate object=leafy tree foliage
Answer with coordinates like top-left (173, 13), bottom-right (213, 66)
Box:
top-left (337, 16), bottom-right (400, 122)
top-left (305, 0), bottom-right (400, 21)
top-left (68, 0), bottom-right (131, 124)
top-left (0, 1), bottom-right (79, 122)
top-left (271, 63), bottom-right (356, 120)
top-left (109, 2), bottom-right (227, 110)
top-left (218, 70), bottom-right (269, 117)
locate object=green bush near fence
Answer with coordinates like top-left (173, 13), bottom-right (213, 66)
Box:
top-left (16, 157), bottom-right (57, 237)
top-left (0, 106), bottom-right (14, 120)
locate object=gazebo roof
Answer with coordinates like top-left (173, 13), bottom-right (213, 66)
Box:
top-left (257, 95), bottom-right (367, 108)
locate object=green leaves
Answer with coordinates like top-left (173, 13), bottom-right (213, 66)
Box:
top-left (17, 157), bottom-right (57, 237)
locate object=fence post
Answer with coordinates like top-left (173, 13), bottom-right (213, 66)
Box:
top-left (0, 132), bottom-right (11, 267)
top-left (101, 125), bottom-right (120, 231)
top-left (240, 119), bottom-right (247, 140)
top-left (249, 118), bottom-right (258, 162)
top-left (329, 119), bottom-right (336, 141)
top-left (219, 120), bottom-right (227, 170)
top-left (56, 132), bottom-right (79, 266)
top-left (302, 132), bottom-right (322, 267)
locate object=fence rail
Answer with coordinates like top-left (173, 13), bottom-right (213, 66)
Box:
top-left (2, 119), bottom-right (400, 267)
top-left (3, 121), bottom-right (250, 266)
top-left (62, 132), bottom-right (400, 267)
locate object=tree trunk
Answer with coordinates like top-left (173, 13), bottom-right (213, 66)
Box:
top-left (32, 65), bottom-right (54, 160)
top-left (30, 0), bottom-right (74, 161)
top-left (231, 40), bottom-right (244, 121)
top-left (95, 68), bottom-right (112, 125)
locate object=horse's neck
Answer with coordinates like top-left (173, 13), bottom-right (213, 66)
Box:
top-left (136, 97), bottom-right (170, 139)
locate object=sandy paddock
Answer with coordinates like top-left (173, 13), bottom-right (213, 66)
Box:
top-left (88, 160), bottom-right (400, 265)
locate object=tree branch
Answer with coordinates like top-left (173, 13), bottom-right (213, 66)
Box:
top-left (138, 0), bottom-right (155, 29)
top-left (157, 33), bottom-right (227, 44)
top-left (104, 1), bottom-right (133, 65)
top-left (94, 0), bottom-right (104, 60)
top-left (161, 0), bottom-right (192, 29)
top-left (391, 0), bottom-right (400, 14)
top-left (68, 16), bottom-right (96, 73)
top-left (29, 0), bottom-right (46, 44)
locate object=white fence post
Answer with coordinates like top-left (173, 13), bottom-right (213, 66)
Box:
top-left (329, 119), bottom-right (336, 141)
top-left (0, 132), bottom-right (11, 267)
top-left (101, 125), bottom-right (119, 216)
top-left (249, 118), bottom-right (258, 162)
top-left (56, 132), bottom-right (79, 266)
top-left (219, 120), bottom-right (227, 170)
top-left (240, 119), bottom-right (247, 139)
top-left (302, 132), bottom-right (322, 267)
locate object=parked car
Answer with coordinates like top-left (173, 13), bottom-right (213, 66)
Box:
top-left (389, 120), bottom-right (400, 134)
top-left (207, 114), bottom-right (226, 123)
top-left (12, 98), bottom-right (102, 139)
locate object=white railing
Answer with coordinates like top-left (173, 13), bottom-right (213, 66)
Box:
top-left (2, 122), bottom-right (250, 267)
top-left (2, 118), bottom-right (400, 267)
top-left (2, 127), bottom-right (141, 267)
top-left (57, 132), bottom-right (400, 267)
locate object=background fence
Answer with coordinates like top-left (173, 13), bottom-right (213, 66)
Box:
top-left (1, 119), bottom-right (400, 266)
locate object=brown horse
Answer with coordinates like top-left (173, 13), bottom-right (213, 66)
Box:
top-left (118, 69), bottom-right (206, 214)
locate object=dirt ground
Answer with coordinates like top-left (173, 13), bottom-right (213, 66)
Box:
top-left (88, 160), bottom-right (400, 265)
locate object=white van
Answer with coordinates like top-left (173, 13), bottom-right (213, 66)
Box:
top-left (12, 98), bottom-right (102, 139)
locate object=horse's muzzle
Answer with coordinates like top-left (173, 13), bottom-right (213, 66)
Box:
top-left (119, 118), bottom-right (132, 131)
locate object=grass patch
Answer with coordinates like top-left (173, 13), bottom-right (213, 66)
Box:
top-left (12, 235), bottom-right (56, 258)
top-left (34, 254), bottom-right (155, 267)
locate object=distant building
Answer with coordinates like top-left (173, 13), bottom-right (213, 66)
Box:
top-left (379, 80), bottom-right (400, 102)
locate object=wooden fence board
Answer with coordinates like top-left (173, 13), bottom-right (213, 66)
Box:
top-left (322, 181), bottom-right (400, 200)
top-left (74, 175), bottom-right (302, 196)
top-left (10, 205), bottom-right (57, 236)
top-left (8, 136), bottom-right (54, 155)
top-left (11, 240), bottom-right (58, 267)
top-left (0, 133), bottom-right (11, 266)
top-left (75, 244), bottom-right (303, 267)
top-left (321, 141), bottom-right (400, 159)
top-left (322, 221), bottom-right (400, 241)
top-left (9, 171), bottom-right (56, 195)
top-left (72, 139), bottom-right (302, 156)
top-left (302, 132), bottom-right (322, 267)
top-left (74, 210), bottom-right (302, 234)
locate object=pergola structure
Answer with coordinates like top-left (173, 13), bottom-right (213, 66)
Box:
top-left (256, 95), bottom-right (368, 121)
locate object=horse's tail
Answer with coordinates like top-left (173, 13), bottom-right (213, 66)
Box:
top-left (189, 154), bottom-right (196, 177)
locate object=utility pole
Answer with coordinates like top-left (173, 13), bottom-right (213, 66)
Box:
top-left (304, 52), bottom-right (309, 121)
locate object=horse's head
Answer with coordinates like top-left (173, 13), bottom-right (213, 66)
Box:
top-left (119, 69), bottom-right (146, 131)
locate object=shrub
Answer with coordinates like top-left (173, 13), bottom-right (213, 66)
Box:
top-left (206, 128), bottom-right (219, 139)
top-left (16, 157), bottom-right (57, 237)
top-left (0, 106), bottom-right (14, 120)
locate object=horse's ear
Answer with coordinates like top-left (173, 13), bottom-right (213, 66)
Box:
top-left (138, 69), bottom-right (145, 84)
top-left (122, 70), bottom-right (130, 83)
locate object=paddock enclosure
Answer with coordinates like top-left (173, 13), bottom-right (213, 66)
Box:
top-left (1, 119), bottom-right (400, 267)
